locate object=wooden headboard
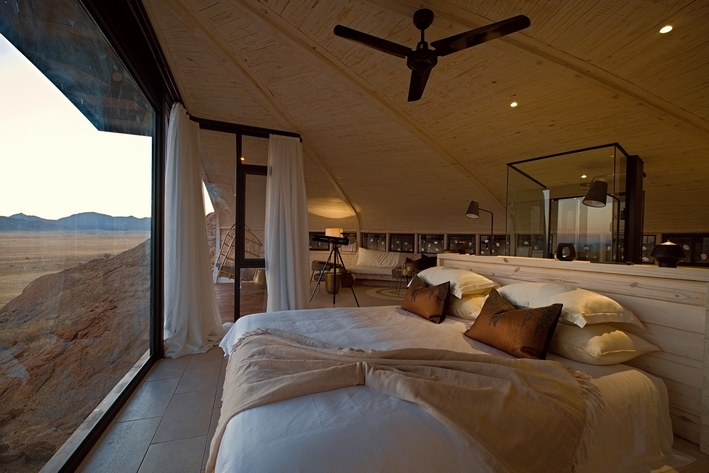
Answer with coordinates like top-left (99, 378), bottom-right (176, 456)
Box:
top-left (437, 254), bottom-right (709, 453)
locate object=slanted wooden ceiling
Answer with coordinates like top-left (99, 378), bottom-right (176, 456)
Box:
top-left (143, 0), bottom-right (709, 235)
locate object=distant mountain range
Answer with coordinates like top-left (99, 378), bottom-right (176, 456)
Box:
top-left (0, 212), bottom-right (151, 232)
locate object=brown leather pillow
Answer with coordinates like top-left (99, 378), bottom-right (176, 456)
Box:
top-left (464, 289), bottom-right (562, 359)
top-left (401, 275), bottom-right (450, 324)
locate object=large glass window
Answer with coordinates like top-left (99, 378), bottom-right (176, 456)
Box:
top-left (447, 234), bottom-right (475, 254)
top-left (361, 232), bottom-right (386, 251)
top-left (0, 2), bottom-right (154, 470)
top-left (418, 234), bottom-right (444, 254)
top-left (389, 233), bottom-right (415, 253)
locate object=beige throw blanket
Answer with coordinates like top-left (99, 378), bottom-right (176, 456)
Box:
top-left (206, 329), bottom-right (603, 473)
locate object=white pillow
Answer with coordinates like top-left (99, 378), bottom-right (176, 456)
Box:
top-left (497, 282), bottom-right (643, 328)
top-left (417, 266), bottom-right (496, 299)
top-left (446, 294), bottom-right (487, 320)
top-left (549, 324), bottom-right (659, 365)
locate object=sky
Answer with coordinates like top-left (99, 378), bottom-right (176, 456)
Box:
top-left (0, 34), bottom-right (156, 220)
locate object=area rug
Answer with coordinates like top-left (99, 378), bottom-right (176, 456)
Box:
top-left (365, 287), bottom-right (405, 301)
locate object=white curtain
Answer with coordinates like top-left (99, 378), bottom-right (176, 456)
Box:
top-left (265, 134), bottom-right (310, 312)
top-left (164, 103), bottom-right (226, 358)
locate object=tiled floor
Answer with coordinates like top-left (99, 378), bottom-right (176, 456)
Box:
top-left (78, 346), bottom-right (226, 473)
top-left (78, 281), bottom-right (709, 473)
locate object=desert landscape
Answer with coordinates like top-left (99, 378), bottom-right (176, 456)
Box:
top-left (0, 231), bottom-right (151, 472)
top-left (0, 231), bottom-right (149, 309)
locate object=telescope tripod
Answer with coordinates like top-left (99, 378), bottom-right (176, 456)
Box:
top-left (310, 244), bottom-right (360, 307)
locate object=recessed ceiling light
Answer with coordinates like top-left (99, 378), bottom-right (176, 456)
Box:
top-left (660, 25), bottom-right (673, 34)
top-left (581, 175), bottom-right (587, 179)
top-left (240, 156), bottom-right (245, 161)
top-left (510, 101), bottom-right (518, 107)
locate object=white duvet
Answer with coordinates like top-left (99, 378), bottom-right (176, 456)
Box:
top-left (216, 306), bottom-right (692, 473)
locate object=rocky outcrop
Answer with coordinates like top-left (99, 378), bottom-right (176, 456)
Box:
top-left (0, 240), bottom-right (150, 472)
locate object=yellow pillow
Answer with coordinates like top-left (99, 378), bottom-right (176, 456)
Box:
top-left (417, 266), bottom-right (496, 299)
top-left (549, 324), bottom-right (659, 365)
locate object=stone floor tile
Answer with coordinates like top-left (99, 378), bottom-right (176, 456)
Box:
top-left (79, 417), bottom-right (160, 473)
top-left (152, 389), bottom-right (215, 444)
top-left (138, 436), bottom-right (206, 473)
top-left (115, 377), bottom-right (180, 422)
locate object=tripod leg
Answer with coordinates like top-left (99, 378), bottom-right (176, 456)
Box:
top-left (334, 247), bottom-right (359, 307)
top-left (309, 247), bottom-right (336, 301)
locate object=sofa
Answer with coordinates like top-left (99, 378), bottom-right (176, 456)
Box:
top-left (348, 248), bottom-right (436, 284)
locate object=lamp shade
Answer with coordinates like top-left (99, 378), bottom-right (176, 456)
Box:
top-left (465, 200), bottom-right (480, 218)
top-left (582, 179), bottom-right (609, 208)
top-left (650, 241), bottom-right (685, 268)
top-left (325, 227), bottom-right (343, 237)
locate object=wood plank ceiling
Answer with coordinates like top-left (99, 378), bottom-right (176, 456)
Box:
top-left (143, 0), bottom-right (709, 235)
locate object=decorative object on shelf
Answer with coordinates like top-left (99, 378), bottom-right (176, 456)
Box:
top-left (650, 241), bottom-right (685, 268)
top-left (465, 200), bottom-right (493, 252)
top-left (556, 243), bottom-right (577, 261)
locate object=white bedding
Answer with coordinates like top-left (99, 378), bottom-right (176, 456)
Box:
top-left (216, 305), bottom-right (692, 473)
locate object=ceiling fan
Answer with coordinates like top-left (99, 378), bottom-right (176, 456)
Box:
top-left (334, 9), bottom-right (531, 102)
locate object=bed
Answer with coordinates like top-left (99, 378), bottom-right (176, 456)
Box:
top-left (208, 295), bottom-right (693, 473)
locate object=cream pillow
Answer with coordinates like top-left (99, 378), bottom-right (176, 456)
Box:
top-left (355, 247), bottom-right (380, 266)
top-left (447, 294), bottom-right (487, 320)
top-left (549, 324), bottom-right (659, 365)
top-left (417, 266), bottom-right (496, 299)
top-left (497, 282), bottom-right (643, 328)
top-left (355, 248), bottom-right (408, 268)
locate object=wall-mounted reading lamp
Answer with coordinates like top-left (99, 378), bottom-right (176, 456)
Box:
top-left (582, 178), bottom-right (622, 261)
top-left (465, 200), bottom-right (494, 252)
top-left (582, 178), bottom-right (611, 207)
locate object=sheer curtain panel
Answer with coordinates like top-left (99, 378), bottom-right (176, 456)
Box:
top-left (265, 134), bottom-right (310, 312)
top-left (164, 103), bottom-right (226, 358)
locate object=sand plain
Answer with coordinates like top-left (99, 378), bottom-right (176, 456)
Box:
top-left (0, 231), bottom-right (149, 309)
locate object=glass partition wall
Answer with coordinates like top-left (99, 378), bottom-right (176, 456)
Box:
top-left (507, 144), bottom-right (642, 263)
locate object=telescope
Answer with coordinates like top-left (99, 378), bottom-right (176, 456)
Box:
top-left (312, 234), bottom-right (349, 246)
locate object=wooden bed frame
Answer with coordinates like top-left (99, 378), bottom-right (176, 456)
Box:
top-left (436, 254), bottom-right (709, 454)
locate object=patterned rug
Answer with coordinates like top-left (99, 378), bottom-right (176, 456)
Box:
top-left (365, 287), bottom-right (405, 301)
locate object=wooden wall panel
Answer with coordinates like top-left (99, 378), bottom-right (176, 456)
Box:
top-left (437, 254), bottom-right (709, 452)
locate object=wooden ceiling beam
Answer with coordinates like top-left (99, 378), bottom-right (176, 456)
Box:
top-left (155, 0), bottom-right (362, 229)
top-left (230, 0), bottom-right (505, 211)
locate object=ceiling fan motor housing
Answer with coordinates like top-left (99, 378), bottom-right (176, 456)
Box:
top-left (413, 9), bottom-right (434, 30)
top-left (407, 45), bottom-right (437, 72)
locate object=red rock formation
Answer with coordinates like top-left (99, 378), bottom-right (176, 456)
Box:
top-left (0, 240), bottom-right (150, 472)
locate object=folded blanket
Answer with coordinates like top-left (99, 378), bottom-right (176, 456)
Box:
top-left (206, 328), bottom-right (603, 473)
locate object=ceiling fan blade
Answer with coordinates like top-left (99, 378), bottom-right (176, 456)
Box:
top-left (407, 68), bottom-right (431, 102)
top-left (334, 25), bottom-right (411, 58)
top-left (431, 15), bottom-right (530, 57)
